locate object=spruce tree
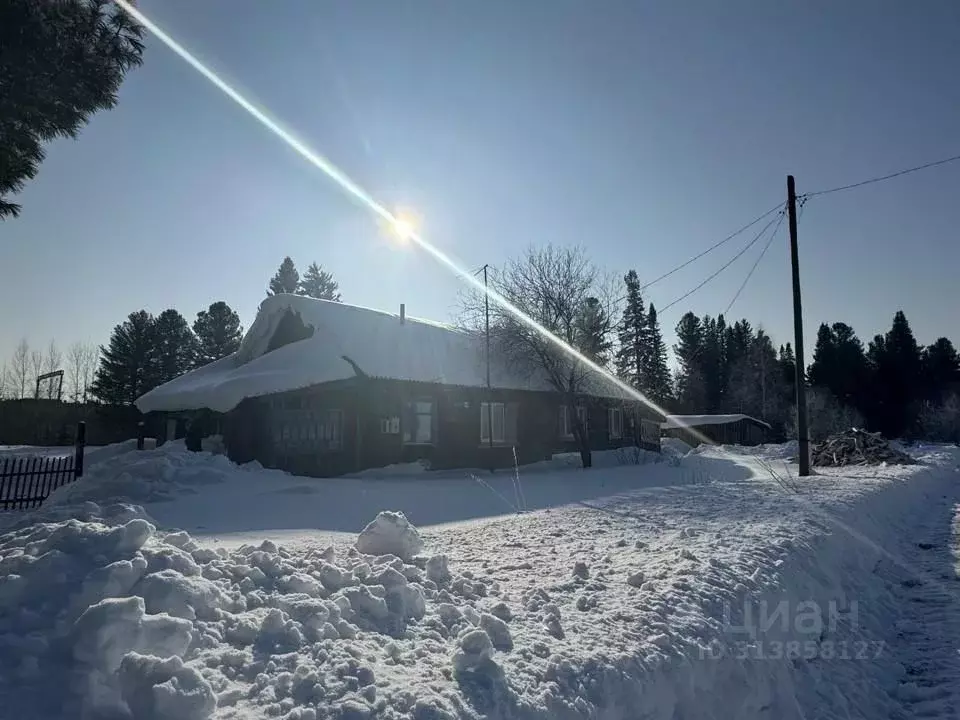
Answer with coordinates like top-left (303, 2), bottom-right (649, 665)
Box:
top-left (808, 323), bottom-right (837, 390)
top-left (643, 303), bottom-right (672, 405)
top-left (808, 322), bottom-right (869, 410)
top-left (674, 312), bottom-right (706, 412)
top-left (267, 257), bottom-right (300, 296)
top-left (193, 301), bottom-right (243, 367)
top-left (778, 343), bottom-right (796, 384)
top-left (724, 321), bottom-right (757, 414)
top-left (921, 337), bottom-right (960, 401)
top-left (89, 310), bottom-right (156, 404)
top-left (298, 262), bottom-right (341, 301)
top-left (614, 270), bottom-right (647, 388)
top-left (153, 309), bottom-right (196, 384)
top-left (868, 311), bottom-right (922, 436)
top-left (699, 315), bottom-right (725, 412)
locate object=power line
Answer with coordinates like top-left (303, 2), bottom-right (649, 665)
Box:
top-left (638, 202), bottom-right (783, 294)
top-left (802, 152), bottom-right (960, 199)
top-left (659, 206), bottom-right (785, 314)
top-left (609, 201), bottom-right (784, 307)
top-left (723, 209), bottom-right (786, 315)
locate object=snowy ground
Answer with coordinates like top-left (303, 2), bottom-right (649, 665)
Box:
top-left (1, 441), bottom-right (959, 719)
top-left (0, 439), bottom-right (156, 465)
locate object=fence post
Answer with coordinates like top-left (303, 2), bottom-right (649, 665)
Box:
top-left (137, 421), bottom-right (145, 451)
top-left (75, 421), bottom-right (86, 478)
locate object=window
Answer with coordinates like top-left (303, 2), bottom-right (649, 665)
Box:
top-left (480, 402), bottom-right (506, 444)
top-left (272, 408), bottom-right (341, 452)
top-left (559, 405), bottom-right (587, 439)
top-left (403, 400), bottom-right (435, 444)
top-left (319, 410), bottom-right (342, 449)
top-left (379, 416), bottom-right (400, 434)
top-left (609, 407), bottom-right (623, 439)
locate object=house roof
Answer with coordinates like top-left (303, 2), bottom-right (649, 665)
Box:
top-left (661, 414), bottom-right (772, 430)
top-left (135, 294), bottom-right (635, 414)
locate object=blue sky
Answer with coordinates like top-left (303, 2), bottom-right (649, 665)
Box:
top-left (2, 0), bottom-right (959, 369)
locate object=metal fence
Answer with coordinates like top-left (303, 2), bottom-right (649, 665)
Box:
top-left (0, 422), bottom-right (86, 510)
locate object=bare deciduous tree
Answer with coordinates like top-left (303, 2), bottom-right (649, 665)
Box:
top-left (918, 394), bottom-right (960, 443)
top-left (81, 344), bottom-right (100, 403)
top-left (10, 338), bottom-right (30, 399)
top-left (788, 387), bottom-right (865, 443)
top-left (67, 341), bottom-right (88, 402)
top-left (460, 246), bottom-right (619, 468)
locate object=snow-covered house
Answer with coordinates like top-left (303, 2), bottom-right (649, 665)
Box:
top-left (661, 414), bottom-right (771, 447)
top-left (136, 295), bottom-right (662, 476)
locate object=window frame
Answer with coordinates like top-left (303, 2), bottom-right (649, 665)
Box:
top-left (559, 405), bottom-right (572, 439)
top-left (402, 399), bottom-right (436, 445)
top-left (379, 416), bottom-right (400, 434)
top-left (560, 404), bottom-right (587, 439)
top-left (480, 401), bottom-right (506, 444)
top-left (608, 406), bottom-right (623, 440)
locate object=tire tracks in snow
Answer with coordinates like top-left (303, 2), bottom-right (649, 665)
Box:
top-left (884, 481), bottom-right (960, 718)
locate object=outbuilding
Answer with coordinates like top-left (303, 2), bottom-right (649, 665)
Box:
top-left (661, 414), bottom-right (771, 447)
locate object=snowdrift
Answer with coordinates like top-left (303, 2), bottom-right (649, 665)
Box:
top-left (1, 443), bottom-right (957, 719)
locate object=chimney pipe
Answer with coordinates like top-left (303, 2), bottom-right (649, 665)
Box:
top-left (400, 303), bottom-right (405, 324)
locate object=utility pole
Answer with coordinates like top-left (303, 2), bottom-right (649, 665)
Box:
top-left (482, 265), bottom-right (494, 458)
top-left (787, 175), bottom-right (810, 476)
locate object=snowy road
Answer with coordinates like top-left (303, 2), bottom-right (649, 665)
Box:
top-left (881, 480), bottom-right (960, 718)
top-left (2, 442), bottom-right (959, 719)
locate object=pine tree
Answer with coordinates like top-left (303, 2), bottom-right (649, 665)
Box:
top-left (642, 303), bottom-right (672, 405)
top-left (575, 297), bottom-right (613, 365)
top-left (298, 262), bottom-right (341, 301)
top-left (193, 301), bottom-right (243, 367)
top-left (89, 310), bottom-right (157, 404)
top-left (674, 312), bottom-right (706, 412)
top-left (153, 309), bottom-right (196, 384)
top-left (1, 0), bottom-right (144, 218)
top-left (614, 270), bottom-right (647, 388)
top-left (267, 257), bottom-right (300, 296)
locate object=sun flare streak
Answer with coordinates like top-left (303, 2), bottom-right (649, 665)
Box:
top-left (113, 0), bottom-right (706, 441)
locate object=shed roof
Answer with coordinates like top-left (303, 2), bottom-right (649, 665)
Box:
top-left (661, 414), bottom-right (772, 430)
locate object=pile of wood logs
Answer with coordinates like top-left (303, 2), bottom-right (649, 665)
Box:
top-left (812, 429), bottom-right (916, 467)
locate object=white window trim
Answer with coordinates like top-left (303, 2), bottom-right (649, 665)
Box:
top-left (560, 405), bottom-right (587, 439)
top-left (609, 407), bottom-right (623, 440)
top-left (480, 402), bottom-right (506, 444)
top-left (560, 406), bottom-right (573, 439)
top-left (403, 400), bottom-right (435, 445)
top-left (380, 416), bottom-right (400, 434)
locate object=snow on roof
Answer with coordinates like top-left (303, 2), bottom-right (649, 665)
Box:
top-left (661, 414), bottom-right (772, 430)
top-left (135, 294), bottom-right (632, 414)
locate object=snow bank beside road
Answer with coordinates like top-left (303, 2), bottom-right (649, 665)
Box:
top-left (42, 442), bottom-right (285, 509)
top-left (2, 443), bottom-right (958, 719)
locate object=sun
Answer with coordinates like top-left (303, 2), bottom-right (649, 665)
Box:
top-left (392, 216), bottom-right (415, 242)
